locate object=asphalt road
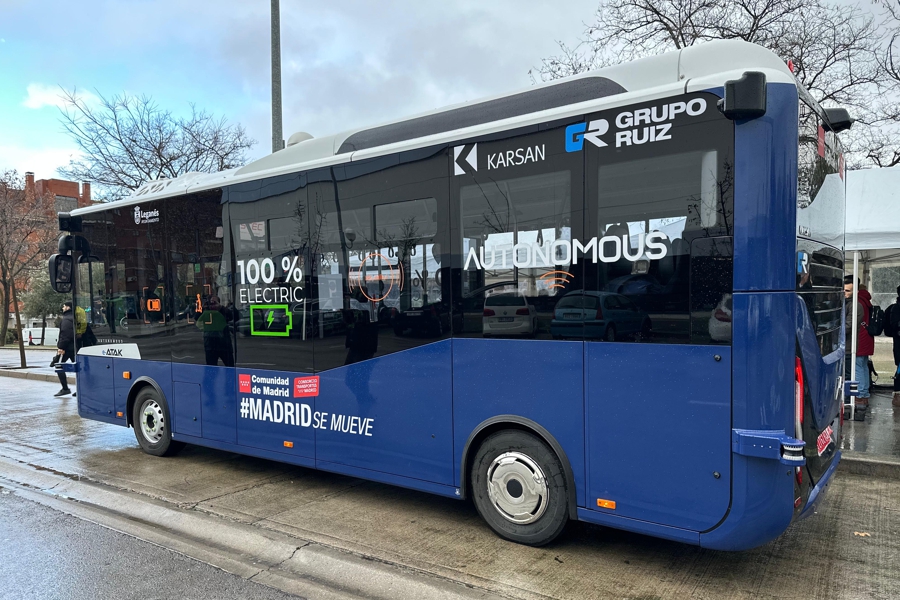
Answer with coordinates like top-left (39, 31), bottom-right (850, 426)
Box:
top-left (0, 490), bottom-right (302, 600)
top-left (0, 377), bottom-right (898, 600)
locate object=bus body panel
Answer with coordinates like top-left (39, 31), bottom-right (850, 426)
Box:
top-left (112, 359), bottom-right (174, 426)
top-left (733, 83), bottom-right (799, 293)
top-left (452, 338), bottom-right (586, 508)
top-left (585, 343), bottom-right (731, 530)
top-left (315, 340), bottom-right (454, 486)
top-left (236, 366), bottom-right (316, 459)
top-left (172, 363), bottom-right (236, 443)
top-left (78, 355), bottom-right (115, 419)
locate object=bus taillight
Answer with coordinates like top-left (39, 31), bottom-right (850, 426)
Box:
top-left (795, 357), bottom-right (805, 427)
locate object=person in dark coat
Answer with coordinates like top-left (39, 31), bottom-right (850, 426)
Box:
top-left (54, 301), bottom-right (77, 397)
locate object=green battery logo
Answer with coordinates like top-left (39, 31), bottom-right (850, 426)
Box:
top-left (250, 304), bottom-right (292, 337)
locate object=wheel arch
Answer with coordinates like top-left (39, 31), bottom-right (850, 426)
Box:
top-left (126, 377), bottom-right (166, 429)
top-left (459, 415), bottom-right (578, 519)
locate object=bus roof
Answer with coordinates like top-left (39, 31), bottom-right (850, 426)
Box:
top-left (70, 39), bottom-right (795, 217)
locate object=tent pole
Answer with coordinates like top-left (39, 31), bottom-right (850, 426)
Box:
top-left (849, 251), bottom-right (860, 420)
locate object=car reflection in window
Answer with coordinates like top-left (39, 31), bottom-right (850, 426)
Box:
top-left (551, 291), bottom-right (651, 342)
top-left (482, 294), bottom-right (538, 338)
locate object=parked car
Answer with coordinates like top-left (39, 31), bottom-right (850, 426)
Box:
top-left (708, 293), bottom-right (733, 342)
top-left (550, 291), bottom-right (651, 341)
top-left (24, 327), bottom-right (60, 346)
top-left (482, 294), bottom-right (537, 338)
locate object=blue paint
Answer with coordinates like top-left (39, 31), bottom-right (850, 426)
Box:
top-left (452, 338), bottom-right (585, 508)
top-left (799, 450), bottom-right (840, 520)
top-left (795, 298), bottom-right (842, 431)
top-left (576, 508), bottom-right (700, 545)
top-left (586, 343), bottom-right (731, 530)
top-left (172, 363), bottom-right (235, 443)
top-left (78, 355), bottom-right (115, 419)
top-left (733, 83), bottom-right (799, 292)
top-left (172, 382), bottom-right (202, 437)
top-left (317, 341), bottom-right (454, 485)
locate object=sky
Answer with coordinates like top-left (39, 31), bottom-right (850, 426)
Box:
top-left (0, 0), bottom-right (598, 183)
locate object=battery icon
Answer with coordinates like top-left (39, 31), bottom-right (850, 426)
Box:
top-left (250, 304), bottom-right (292, 337)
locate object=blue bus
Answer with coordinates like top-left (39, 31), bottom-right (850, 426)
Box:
top-left (50, 40), bottom-right (850, 550)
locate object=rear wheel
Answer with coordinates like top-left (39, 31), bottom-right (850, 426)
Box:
top-left (471, 430), bottom-right (568, 546)
top-left (132, 387), bottom-right (184, 457)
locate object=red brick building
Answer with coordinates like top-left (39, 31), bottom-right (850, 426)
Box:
top-left (24, 172), bottom-right (92, 212)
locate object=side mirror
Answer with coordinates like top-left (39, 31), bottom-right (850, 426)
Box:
top-left (717, 71), bottom-right (767, 120)
top-left (49, 254), bottom-right (74, 293)
top-left (823, 107), bottom-right (854, 133)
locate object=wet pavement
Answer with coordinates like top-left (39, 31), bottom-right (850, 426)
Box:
top-left (0, 490), bottom-right (303, 600)
top-left (841, 389), bottom-right (900, 460)
top-left (1, 377), bottom-right (899, 599)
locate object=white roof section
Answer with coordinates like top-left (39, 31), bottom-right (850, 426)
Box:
top-left (71, 39), bottom-right (796, 217)
top-left (846, 166), bottom-right (900, 251)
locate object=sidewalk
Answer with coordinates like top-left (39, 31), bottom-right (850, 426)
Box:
top-left (839, 386), bottom-right (900, 479)
top-left (0, 346), bottom-right (75, 384)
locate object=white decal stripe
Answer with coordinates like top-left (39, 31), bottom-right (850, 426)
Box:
top-left (78, 344), bottom-right (142, 359)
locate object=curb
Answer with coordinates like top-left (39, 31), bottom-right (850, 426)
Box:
top-left (838, 452), bottom-right (900, 481)
top-left (0, 457), bottom-right (510, 600)
top-left (0, 369), bottom-right (75, 384)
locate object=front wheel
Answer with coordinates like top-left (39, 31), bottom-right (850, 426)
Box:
top-left (471, 430), bottom-right (568, 546)
top-left (132, 387), bottom-right (184, 457)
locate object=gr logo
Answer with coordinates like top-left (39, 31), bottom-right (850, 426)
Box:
top-left (566, 119), bottom-right (609, 152)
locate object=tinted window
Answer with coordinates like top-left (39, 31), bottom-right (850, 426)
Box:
top-left (485, 294), bottom-right (527, 307)
top-left (557, 295), bottom-right (598, 309)
top-left (451, 121), bottom-right (585, 340)
top-left (308, 148), bottom-right (451, 372)
top-left (584, 92), bottom-right (735, 344)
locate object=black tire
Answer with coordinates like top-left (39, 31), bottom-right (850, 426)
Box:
top-left (132, 386), bottom-right (184, 457)
top-left (636, 319), bottom-right (651, 342)
top-left (471, 430), bottom-right (568, 546)
top-left (604, 324), bottom-right (616, 342)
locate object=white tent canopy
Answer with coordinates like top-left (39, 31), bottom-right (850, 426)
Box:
top-left (846, 166), bottom-right (900, 251)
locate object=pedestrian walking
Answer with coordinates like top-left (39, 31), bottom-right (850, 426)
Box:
top-left (53, 301), bottom-right (77, 397)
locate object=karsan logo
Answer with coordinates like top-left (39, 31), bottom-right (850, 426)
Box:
top-left (566, 98), bottom-right (708, 152)
top-left (101, 348), bottom-right (123, 357)
top-left (134, 205), bottom-right (161, 224)
top-left (453, 142), bottom-right (547, 175)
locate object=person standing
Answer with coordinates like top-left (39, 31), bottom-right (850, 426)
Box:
top-left (844, 276), bottom-right (874, 415)
top-left (54, 301), bottom-right (77, 397)
top-left (883, 285), bottom-right (900, 407)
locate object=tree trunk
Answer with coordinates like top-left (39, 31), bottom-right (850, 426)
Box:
top-left (10, 274), bottom-right (26, 367)
top-left (0, 277), bottom-right (8, 346)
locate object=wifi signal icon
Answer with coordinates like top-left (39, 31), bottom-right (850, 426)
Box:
top-left (539, 270), bottom-right (574, 289)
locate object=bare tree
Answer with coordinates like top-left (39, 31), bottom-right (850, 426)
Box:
top-left (533, 0), bottom-right (888, 167)
top-left (58, 90), bottom-right (256, 202)
top-left (0, 170), bottom-right (59, 366)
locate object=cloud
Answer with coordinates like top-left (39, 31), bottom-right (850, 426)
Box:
top-left (0, 143), bottom-right (82, 180)
top-left (22, 84), bottom-right (99, 110)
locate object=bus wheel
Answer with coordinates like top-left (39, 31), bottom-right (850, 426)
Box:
top-left (471, 430), bottom-right (568, 546)
top-left (132, 387), bottom-right (184, 457)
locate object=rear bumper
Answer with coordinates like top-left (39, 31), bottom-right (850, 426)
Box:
top-left (798, 450), bottom-right (840, 520)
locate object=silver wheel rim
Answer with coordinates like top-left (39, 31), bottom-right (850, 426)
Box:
top-left (486, 452), bottom-right (548, 524)
top-left (139, 398), bottom-right (166, 444)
